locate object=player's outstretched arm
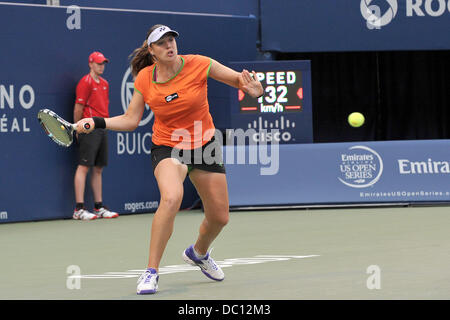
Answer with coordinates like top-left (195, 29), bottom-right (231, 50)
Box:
top-left (77, 90), bottom-right (145, 133)
top-left (209, 59), bottom-right (263, 98)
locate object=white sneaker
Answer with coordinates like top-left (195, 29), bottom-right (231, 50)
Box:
top-left (73, 208), bottom-right (97, 220)
top-left (182, 245), bottom-right (225, 281)
top-left (137, 268), bottom-right (159, 294)
top-left (94, 207), bottom-right (119, 219)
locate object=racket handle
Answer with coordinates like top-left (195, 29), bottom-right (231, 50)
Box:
top-left (84, 123), bottom-right (90, 130)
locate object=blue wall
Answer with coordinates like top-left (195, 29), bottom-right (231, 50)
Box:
top-left (260, 0), bottom-right (450, 52)
top-left (5, 1), bottom-right (450, 52)
top-left (226, 140), bottom-right (450, 207)
top-left (2, 1), bottom-right (448, 223)
top-left (0, 3), bottom-right (257, 223)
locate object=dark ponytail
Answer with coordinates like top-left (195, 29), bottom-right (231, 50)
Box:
top-left (129, 24), bottom-right (165, 77)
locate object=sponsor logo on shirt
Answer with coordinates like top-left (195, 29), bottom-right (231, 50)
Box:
top-left (165, 93), bottom-right (179, 103)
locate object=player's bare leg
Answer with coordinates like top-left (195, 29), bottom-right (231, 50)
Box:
top-left (148, 158), bottom-right (188, 270)
top-left (189, 170), bottom-right (229, 255)
top-left (137, 158), bottom-right (187, 294)
top-left (181, 169), bottom-right (228, 281)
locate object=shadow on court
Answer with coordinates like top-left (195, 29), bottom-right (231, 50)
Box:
top-left (1, 206), bottom-right (449, 299)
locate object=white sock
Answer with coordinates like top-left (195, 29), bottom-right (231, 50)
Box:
top-left (193, 247), bottom-right (207, 259)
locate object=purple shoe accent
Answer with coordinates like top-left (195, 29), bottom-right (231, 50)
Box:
top-left (185, 245), bottom-right (208, 263)
top-left (201, 269), bottom-right (224, 282)
top-left (137, 288), bottom-right (157, 294)
top-left (147, 267), bottom-right (157, 274)
top-left (137, 268), bottom-right (159, 295)
top-left (183, 245), bottom-right (224, 281)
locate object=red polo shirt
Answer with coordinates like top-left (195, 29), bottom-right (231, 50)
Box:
top-left (75, 74), bottom-right (110, 118)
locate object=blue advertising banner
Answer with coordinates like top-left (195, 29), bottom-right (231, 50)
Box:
top-left (225, 140), bottom-right (450, 207)
top-left (260, 0), bottom-right (450, 52)
top-left (228, 60), bottom-right (313, 144)
top-left (0, 3), bottom-right (257, 223)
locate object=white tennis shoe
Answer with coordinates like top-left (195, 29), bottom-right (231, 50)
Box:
top-left (73, 208), bottom-right (97, 220)
top-left (182, 245), bottom-right (225, 281)
top-left (137, 268), bottom-right (159, 294)
top-left (94, 207), bottom-right (119, 219)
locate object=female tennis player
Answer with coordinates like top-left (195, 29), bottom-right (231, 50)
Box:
top-left (76, 24), bottom-right (263, 294)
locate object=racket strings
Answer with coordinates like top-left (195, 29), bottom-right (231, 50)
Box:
top-left (39, 112), bottom-right (73, 146)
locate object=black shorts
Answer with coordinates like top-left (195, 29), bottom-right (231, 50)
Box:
top-left (151, 137), bottom-right (226, 175)
top-left (76, 129), bottom-right (108, 167)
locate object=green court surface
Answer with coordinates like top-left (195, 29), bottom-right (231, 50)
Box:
top-left (1, 206), bottom-right (449, 300)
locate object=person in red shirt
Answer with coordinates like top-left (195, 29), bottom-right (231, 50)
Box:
top-left (76, 26), bottom-right (263, 293)
top-left (72, 51), bottom-right (118, 220)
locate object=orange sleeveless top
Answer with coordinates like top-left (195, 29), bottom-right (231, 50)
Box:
top-left (134, 54), bottom-right (215, 150)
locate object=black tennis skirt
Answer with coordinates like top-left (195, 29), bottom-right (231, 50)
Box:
top-left (150, 136), bottom-right (226, 175)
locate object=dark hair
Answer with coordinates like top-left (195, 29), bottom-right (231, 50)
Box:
top-left (129, 24), bottom-right (164, 77)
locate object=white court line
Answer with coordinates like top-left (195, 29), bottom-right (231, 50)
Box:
top-left (70, 254), bottom-right (320, 279)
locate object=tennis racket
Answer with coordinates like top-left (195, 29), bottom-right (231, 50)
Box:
top-left (37, 108), bottom-right (90, 147)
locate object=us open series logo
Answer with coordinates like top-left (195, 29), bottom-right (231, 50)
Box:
top-left (338, 145), bottom-right (383, 188)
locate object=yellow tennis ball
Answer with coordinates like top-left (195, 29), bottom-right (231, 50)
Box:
top-left (348, 112), bottom-right (365, 127)
top-left (61, 125), bottom-right (65, 130)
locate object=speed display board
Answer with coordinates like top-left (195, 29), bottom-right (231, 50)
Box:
top-left (239, 70), bottom-right (303, 114)
top-left (229, 60), bottom-right (313, 144)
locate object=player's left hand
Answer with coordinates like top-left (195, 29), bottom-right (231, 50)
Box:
top-left (239, 69), bottom-right (263, 98)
